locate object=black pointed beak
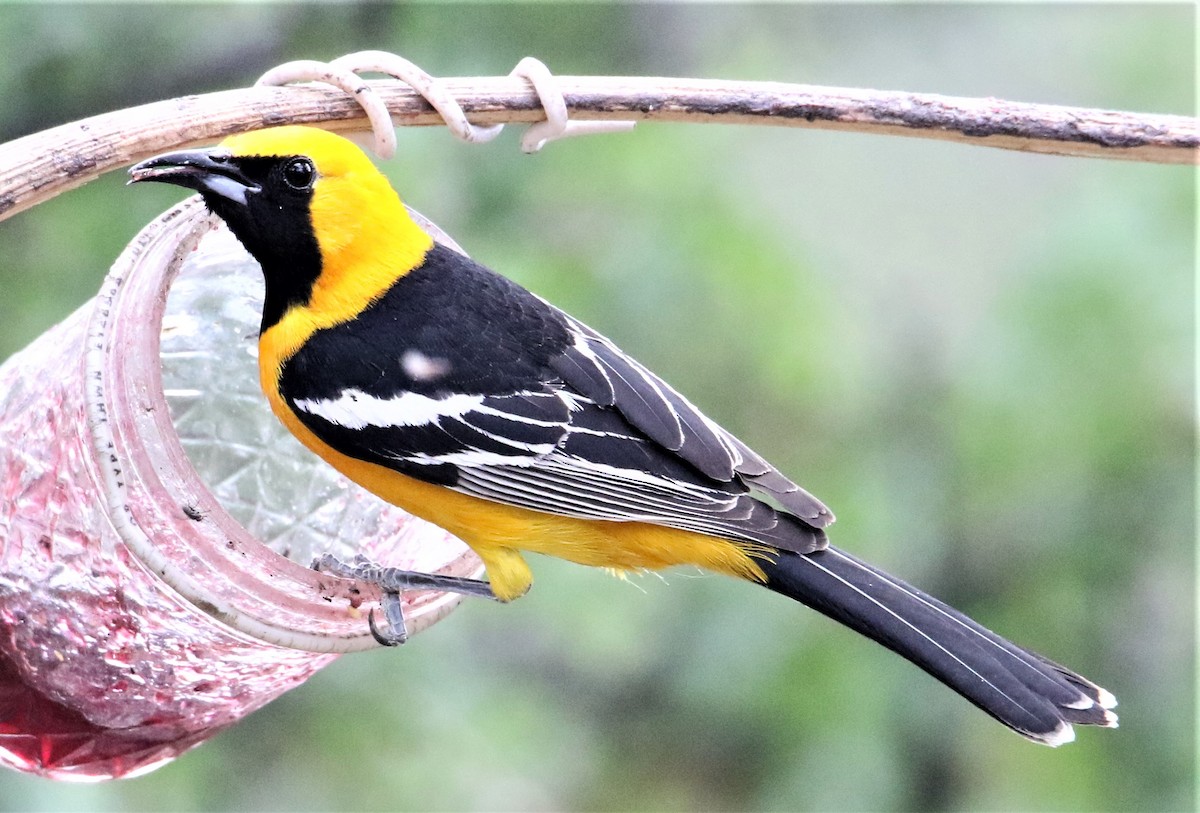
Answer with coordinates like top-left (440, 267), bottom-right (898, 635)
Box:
top-left (128, 148), bottom-right (259, 205)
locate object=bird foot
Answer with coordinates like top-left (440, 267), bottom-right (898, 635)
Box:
top-left (313, 553), bottom-right (499, 646)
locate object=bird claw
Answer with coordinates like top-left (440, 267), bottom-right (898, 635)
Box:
top-left (313, 552), bottom-right (499, 646)
top-left (368, 592), bottom-right (408, 646)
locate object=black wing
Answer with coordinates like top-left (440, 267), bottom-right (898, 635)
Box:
top-left (280, 242), bottom-right (831, 552)
top-left (547, 312), bottom-right (834, 528)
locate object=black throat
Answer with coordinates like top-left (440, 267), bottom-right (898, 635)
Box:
top-left (203, 189), bottom-right (324, 335)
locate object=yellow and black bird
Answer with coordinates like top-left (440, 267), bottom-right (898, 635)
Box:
top-left (130, 125), bottom-right (1116, 745)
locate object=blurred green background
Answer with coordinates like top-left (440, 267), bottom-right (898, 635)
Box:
top-left (0, 4), bottom-right (1194, 811)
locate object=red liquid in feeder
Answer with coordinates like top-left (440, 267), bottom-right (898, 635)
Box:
top-left (0, 646), bottom-right (221, 781)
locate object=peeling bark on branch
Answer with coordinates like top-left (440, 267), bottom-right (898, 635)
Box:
top-left (1, 76), bottom-right (1195, 223)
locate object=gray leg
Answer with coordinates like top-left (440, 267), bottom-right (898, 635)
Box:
top-left (313, 553), bottom-right (498, 599)
top-left (314, 553), bottom-right (499, 647)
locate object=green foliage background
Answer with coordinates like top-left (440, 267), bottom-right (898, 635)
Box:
top-left (0, 4), bottom-right (1193, 811)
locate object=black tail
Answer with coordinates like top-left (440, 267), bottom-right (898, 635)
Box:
top-left (759, 545), bottom-right (1117, 745)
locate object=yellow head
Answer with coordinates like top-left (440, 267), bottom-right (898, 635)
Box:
top-left (130, 125), bottom-right (433, 332)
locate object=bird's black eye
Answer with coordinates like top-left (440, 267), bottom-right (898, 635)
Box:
top-left (282, 157), bottom-right (315, 191)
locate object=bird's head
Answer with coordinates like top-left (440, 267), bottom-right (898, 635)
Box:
top-left (130, 126), bottom-right (432, 332)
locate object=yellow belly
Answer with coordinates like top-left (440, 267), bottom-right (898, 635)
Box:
top-left (262, 382), bottom-right (766, 601)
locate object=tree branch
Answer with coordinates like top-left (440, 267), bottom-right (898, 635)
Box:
top-left (1, 75), bottom-right (1194, 223)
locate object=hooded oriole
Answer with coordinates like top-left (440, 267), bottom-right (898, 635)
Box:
top-left (130, 125), bottom-right (1116, 745)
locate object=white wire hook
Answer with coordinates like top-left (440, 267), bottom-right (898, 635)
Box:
top-left (256, 52), bottom-right (634, 160)
top-left (255, 59), bottom-right (400, 158)
top-left (329, 51), bottom-right (506, 148)
top-left (508, 57), bottom-right (636, 153)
